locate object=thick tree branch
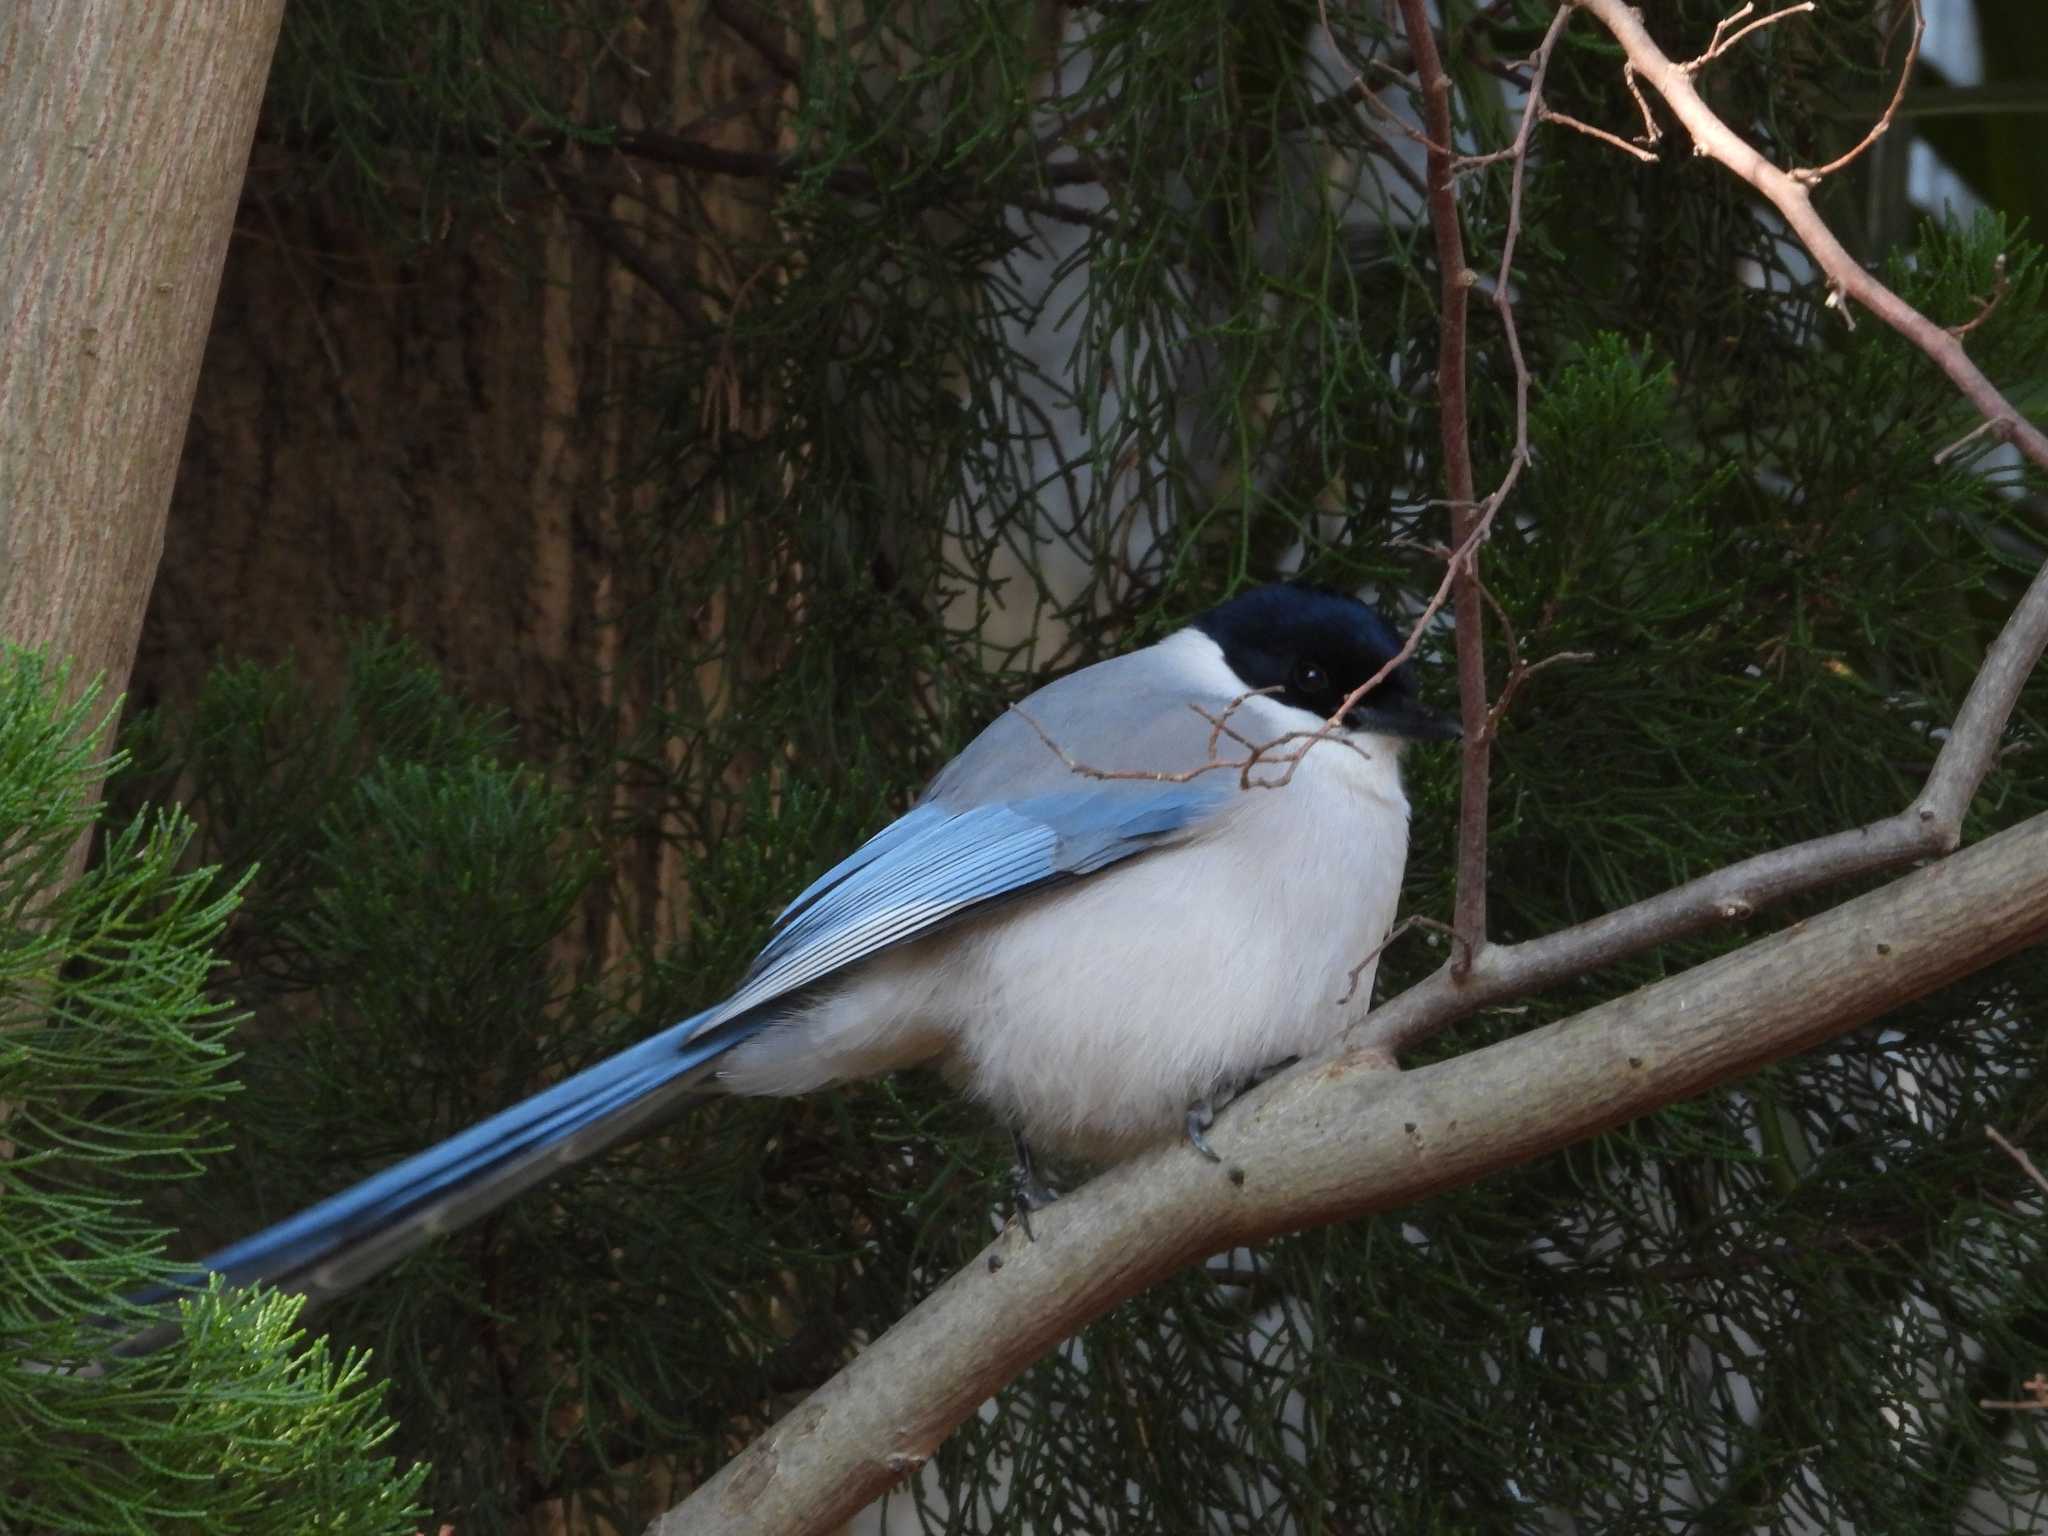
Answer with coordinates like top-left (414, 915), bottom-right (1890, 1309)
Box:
top-left (656, 810), bottom-right (2048, 1536)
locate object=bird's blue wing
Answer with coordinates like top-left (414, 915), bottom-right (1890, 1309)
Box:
top-left (693, 782), bottom-right (1232, 1035)
top-left (165, 779), bottom-right (1230, 1312)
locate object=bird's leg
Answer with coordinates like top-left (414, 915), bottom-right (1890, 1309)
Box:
top-left (1009, 1131), bottom-right (1060, 1239)
top-left (1185, 1056), bottom-right (1300, 1162)
top-left (1184, 1097), bottom-right (1223, 1163)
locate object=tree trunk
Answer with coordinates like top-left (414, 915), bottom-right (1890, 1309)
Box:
top-left (0, 0), bottom-right (285, 706)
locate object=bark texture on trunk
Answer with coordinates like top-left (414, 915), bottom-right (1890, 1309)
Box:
top-left (1, 0), bottom-right (286, 705)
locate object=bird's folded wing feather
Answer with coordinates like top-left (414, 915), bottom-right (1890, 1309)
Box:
top-left (701, 783), bottom-right (1229, 1033)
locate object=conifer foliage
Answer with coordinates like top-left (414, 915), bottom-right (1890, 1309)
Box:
top-left (0, 658), bottom-right (425, 1534)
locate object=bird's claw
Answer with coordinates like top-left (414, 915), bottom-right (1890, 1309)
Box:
top-left (1185, 1097), bottom-right (1223, 1163)
top-left (1009, 1132), bottom-right (1059, 1239)
top-left (1184, 1055), bottom-right (1299, 1164)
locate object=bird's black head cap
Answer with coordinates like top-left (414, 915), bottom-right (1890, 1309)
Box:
top-left (1191, 582), bottom-right (1460, 742)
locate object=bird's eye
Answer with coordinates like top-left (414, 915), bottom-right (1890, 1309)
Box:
top-left (1292, 660), bottom-right (1329, 695)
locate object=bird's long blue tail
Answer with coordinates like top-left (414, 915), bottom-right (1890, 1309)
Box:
top-left (169, 1007), bottom-right (766, 1311)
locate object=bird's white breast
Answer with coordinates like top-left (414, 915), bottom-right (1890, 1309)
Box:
top-left (943, 671), bottom-right (1411, 1158)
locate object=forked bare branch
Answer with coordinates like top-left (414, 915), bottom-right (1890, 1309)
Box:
top-left (1567, 0), bottom-right (2048, 474)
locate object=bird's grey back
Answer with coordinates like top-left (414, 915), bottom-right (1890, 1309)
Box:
top-left (924, 638), bottom-right (1238, 810)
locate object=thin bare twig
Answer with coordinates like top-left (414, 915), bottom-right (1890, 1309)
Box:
top-left (1395, 0), bottom-right (1491, 972)
top-left (1198, 688), bottom-right (1280, 758)
top-left (1535, 108), bottom-right (1662, 163)
top-left (1338, 915), bottom-right (1467, 1006)
top-left (1369, 0), bottom-right (1571, 975)
top-left (1007, 698), bottom-right (1375, 796)
top-left (1479, 578), bottom-right (1594, 732)
top-left (1473, 8), bottom-right (1571, 559)
top-left (1686, 2), bottom-right (1817, 72)
top-left (1947, 253), bottom-right (2011, 339)
top-left (1986, 1126), bottom-right (2048, 1201)
top-left (1933, 416), bottom-right (2005, 467)
top-left (1392, 13), bottom-right (1581, 753)
top-left (1492, 649), bottom-right (1595, 725)
top-left (1331, 510), bottom-right (1496, 736)
top-left (1980, 1375), bottom-right (2048, 1413)
top-left (1621, 60), bottom-right (1659, 145)
top-left (1451, 9), bottom-right (1571, 176)
top-left (1796, 0), bottom-right (1923, 183)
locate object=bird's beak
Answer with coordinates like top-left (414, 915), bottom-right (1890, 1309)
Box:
top-left (1345, 700), bottom-right (1463, 742)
